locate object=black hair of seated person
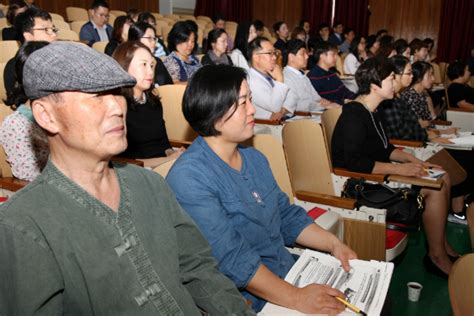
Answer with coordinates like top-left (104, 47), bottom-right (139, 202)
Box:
top-left (423, 37), bottom-right (434, 50)
top-left (343, 27), bottom-right (354, 36)
top-left (13, 7), bottom-right (52, 43)
top-left (366, 34), bottom-right (379, 50)
top-left (349, 36), bottom-right (365, 61)
top-left (298, 19), bottom-right (309, 28)
top-left (410, 61), bottom-right (433, 87)
top-left (4, 41), bottom-right (50, 108)
top-left (281, 39), bottom-right (306, 67)
top-left (234, 21), bottom-right (254, 59)
top-left (375, 29), bottom-right (388, 39)
top-left (212, 12), bottom-right (225, 25)
top-left (185, 19), bottom-right (199, 54)
top-left (90, 0), bottom-right (109, 10)
top-left (447, 60), bottom-right (468, 81)
top-left (290, 26), bottom-right (306, 41)
top-left (379, 35), bottom-right (394, 47)
top-left (205, 28), bottom-right (227, 53)
top-left (137, 11), bottom-right (156, 25)
top-left (183, 65), bottom-right (247, 137)
top-left (409, 38), bottom-right (428, 54)
top-left (273, 21), bottom-right (284, 34)
top-left (333, 21), bottom-right (343, 29)
top-left (355, 56), bottom-right (395, 95)
top-left (318, 23), bottom-right (330, 32)
top-left (127, 22), bottom-right (155, 42)
top-left (111, 15), bottom-right (132, 43)
top-left (253, 19), bottom-right (264, 33)
top-left (247, 36), bottom-right (271, 61)
top-left (389, 55), bottom-right (410, 75)
top-left (394, 38), bottom-right (409, 55)
top-left (112, 41), bottom-right (162, 110)
top-left (167, 20), bottom-right (197, 53)
top-left (6, 1), bottom-right (27, 25)
top-left (312, 41), bottom-right (337, 64)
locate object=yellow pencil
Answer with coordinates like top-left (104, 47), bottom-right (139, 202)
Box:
top-left (335, 296), bottom-right (367, 315)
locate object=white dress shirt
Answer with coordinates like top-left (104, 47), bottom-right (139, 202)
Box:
top-left (230, 49), bottom-right (250, 71)
top-left (283, 66), bottom-right (324, 112)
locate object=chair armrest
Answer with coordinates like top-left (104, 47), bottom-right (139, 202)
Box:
top-left (448, 107), bottom-right (474, 113)
top-left (0, 177), bottom-right (29, 192)
top-left (333, 167), bottom-right (443, 189)
top-left (169, 139), bottom-right (192, 148)
top-left (295, 190), bottom-right (356, 209)
top-left (389, 139), bottom-right (425, 148)
top-left (294, 111), bottom-right (312, 117)
top-left (432, 119), bottom-right (452, 126)
top-left (111, 156), bottom-right (145, 167)
top-left (254, 118), bottom-right (281, 125)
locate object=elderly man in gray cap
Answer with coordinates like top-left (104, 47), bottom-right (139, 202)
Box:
top-left (0, 42), bottom-right (254, 315)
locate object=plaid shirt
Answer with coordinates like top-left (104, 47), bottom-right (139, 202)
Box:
top-left (379, 97), bottom-right (428, 141)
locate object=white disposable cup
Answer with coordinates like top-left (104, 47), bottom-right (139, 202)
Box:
top-left (407, 282), bottom-right (423, 302)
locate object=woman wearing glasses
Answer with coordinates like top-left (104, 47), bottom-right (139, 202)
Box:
top-left (163, 21), bottom-right (202, 83)
top-left (127, 22), bottom-right (173, 86)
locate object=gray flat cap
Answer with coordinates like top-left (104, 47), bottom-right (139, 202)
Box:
top-left (23, 42), bottom-right (136, 100)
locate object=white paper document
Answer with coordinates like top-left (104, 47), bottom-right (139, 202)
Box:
top-left (259, 249), bottom-right (394, 316)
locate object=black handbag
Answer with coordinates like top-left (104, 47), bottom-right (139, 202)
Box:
top-left (342, 178), bottom-right (425, 232)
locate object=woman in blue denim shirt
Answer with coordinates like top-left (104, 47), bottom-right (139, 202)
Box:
top-left (166, 65), bottom-right (356, 314)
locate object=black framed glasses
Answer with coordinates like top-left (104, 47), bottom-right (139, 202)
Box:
top-left (31, 26), bottom-right (59, 35)
top-left (142, 36), bottom-right (158, 42)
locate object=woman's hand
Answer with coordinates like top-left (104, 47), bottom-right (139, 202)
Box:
top-left (165, 147), bottom-right (185, 158)
top-left (395, 162), bottom-right (428, 177)
top-left (293, 284), bottom-right (345, 315)
top-left (437, 127), bottom-right (458, 135)
top-left (331, 242), bottom-right (357, 272)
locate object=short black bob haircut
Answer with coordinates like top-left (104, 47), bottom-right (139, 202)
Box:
top-left (389, 55), bottom-right (410, 75)
top-left (312, 41), bottom-right (337, 63)
top-left (183, 65), bottom-right (248, 137)
top-left (447, 60), bottom-right (468, 81)
top-left (355, 56), bottom-right (395, 95)
top-left (128, 22), bottom-right (156, 42)
top-left (167, 21), bottom-right (197, 53)
top-left (410, 61), bottom-right (433, 86)
top-left (282, 39), bottom-right (306, 67)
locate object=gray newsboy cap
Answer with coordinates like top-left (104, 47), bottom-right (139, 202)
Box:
top-left (23, 42), bottom-right (136, 100)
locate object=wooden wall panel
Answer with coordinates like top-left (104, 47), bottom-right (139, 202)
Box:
top-left (36, 0), bottom-right (160, 20)
top-left (368, 0), bottom-right (441, 47)
top-left (252, 0), bottom-right (303, 35)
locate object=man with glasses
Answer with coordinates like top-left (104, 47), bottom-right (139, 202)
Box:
top-left (3, 7), bottom-right (57, 98)
top-left (79, 0), bottom-right (112, 46)
top-left (247, 37), bottom-right (296, 121)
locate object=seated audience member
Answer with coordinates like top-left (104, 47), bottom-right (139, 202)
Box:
top-left (423, 38), bottom-right (436, 62)
top-left (253, 19), bottom-right (265, 37)
top-left (394, 38), bottom-right (411, 58)
top-left (210, 13), bottom-right (233, 50)
top-left (316, 23), bottom-right (330, 43)
top-left (113, 42), bottom-right (184, 167)
top-left (3, 7), bottom-right (57, 98)
top-left (104, 15), bottom-right (132, 56)
top-left (400, 61), bottom-right (437, 127)
top-left (1, 1), bottom-right (27, 41)
top-left (79, 0), bottom-right (112, 46)
top-left (137, 11), bottom-right (169, 58)
top-left (343, 36), bottom-right (367, 75)
top-left (298, 19), bottom-right (311, 45)
top-left (375, 29), bottom-right (388, 40)
top-left (163, 21), bottom-right (202, 83)
top-left (338, 28), bottom-right (355, 54)
top-left (307, 42), bottom-right (357, 104)
top-left (283, 39), bottom-right (339, 111)
top-left (0, 41), bottom-right (50, 182)
top-left (230, 21), bottom-right (257, 70)
top-left (332, 57), bottom-right (457, 277)
top-left (128, 22), bottom-right (173, 86)
top-left (167, 64), bottom-right (356, 313)
top-left (328, 22), bottom-right (344, 46)
top-left (290, 26), bottom-right (306, 43)
top-left (201, 29), bottom-right (233, 66)
top-left (409, 39), bottom-right (429, 63)
top-left (447, 60), bottom-right (474, 109)
top-left (366, 34), bottom-right (380, 57)
top-left (379, 56), bottom-right (473, 225)
top-left (0, 42), bottom-right (254, 315)
top-left (377, 35), bottom-right (396, 58)
top-left (126, 7), bottom-right (139, 22)
top-left (273, 21), bottom-right (289, 51)
top-left (247, 37), bottom-right (296, 120)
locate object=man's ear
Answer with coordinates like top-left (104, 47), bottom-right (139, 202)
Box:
top-left (23, 31), bottom-right (34, 42)
top-left (31, 99), bottom-right (60, 134)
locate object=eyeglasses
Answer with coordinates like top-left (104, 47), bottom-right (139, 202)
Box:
top-left (256, 50), bottom-right (280, 57)
top-left (31, 26), bottom-right (59, 35)
top-left (142, 36), bottom-right (157, 42)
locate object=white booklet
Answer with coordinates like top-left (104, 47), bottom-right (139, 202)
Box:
top-left (259, 249), bottom-right (394, 316)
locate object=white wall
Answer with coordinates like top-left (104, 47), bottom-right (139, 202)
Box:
top-left (173, 0), bottom-right (196, 11)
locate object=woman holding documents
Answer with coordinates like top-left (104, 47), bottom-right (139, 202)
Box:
top-left (332, 57), bottom-right (458, 278)
top-left (167, 65), bottom-right (357, 314)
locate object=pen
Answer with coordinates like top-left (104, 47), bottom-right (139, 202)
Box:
top-left (335, 296), bottom-right (367, 315)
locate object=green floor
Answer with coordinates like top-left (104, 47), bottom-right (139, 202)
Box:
top-left (388, 222), bottom-right (471, 315)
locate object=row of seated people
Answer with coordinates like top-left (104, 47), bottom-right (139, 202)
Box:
top-left (0, 39), bottom-right (471, 314)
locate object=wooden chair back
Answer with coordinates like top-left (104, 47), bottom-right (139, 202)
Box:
top-left (109, 10), bottom-right (126, 17)
top-left (66, 7), bottom-right (89, 22)
top-left (57, 29), bottom-right (79, 41)
top-left (320, 107), bottom-right (342, 157)
top-left (0, 104), bottom-right (14, 177)
top-left (153, 158), bottom-right (177, 178)
top-left (335, 54), bottom-right (345, 76)
top-left (0, 17), bottom-right (8, 29)
top-left (196, 16), bottom-right (212, 24)
top-left (431, 62), bottom-right (442, 84)
top-left (69, 21), bottom-right (87, 34)
top-left (151, 13), bottom-right (163, 20)
top-left (247, 134), bottom-right (294, 203)
top-left (0, 41), bottom-right (19, 63)
top-left (154, 85), bottom-right (197, 143)
top-left (282, 120), bottom-right (335, 196)
top-left (0, 62), bottom-right (7, 102)
top-left (54, 20), bottom-right (71, 31)
top-left (92, 41), bottom-right (108, 53)
top-left (50, 12), bottom-right (65, 22)
top-left (449, 253), bottom-right (474, 316)
top-left (108, 13), bottom-right (117, 26)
